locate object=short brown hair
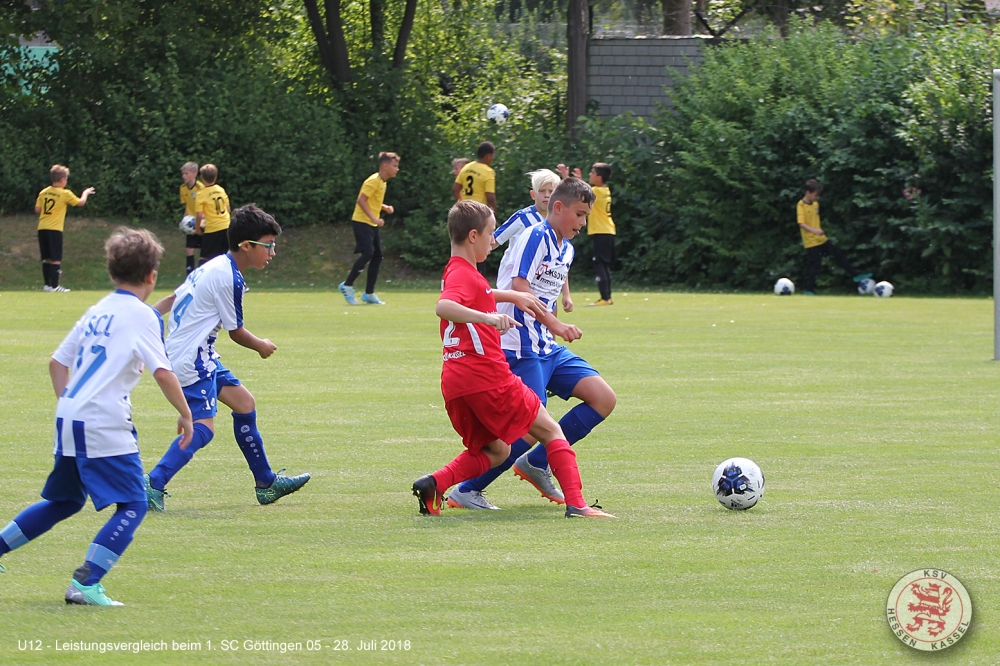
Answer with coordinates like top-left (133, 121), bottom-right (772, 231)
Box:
top-left (200, 163), bottom-right (219, 184)
top-left (592, 162), bottom-right (612, 183)
top-left (106, 228), bottom-right (163, 285)
top-left (181, 161), bottom-right (199, 174)
top-left (550, 177), bottom-right (596, 208)
top-left (476, 141), bottom-right (495, 159)
top-left (50, 164), bottom-right (69, 182)
top-left (378, 152), bottom-right (400, 165)
top-left (804, 178), bottom-right (823, 194)
top-left (448, 200), bottom-right (493, 244)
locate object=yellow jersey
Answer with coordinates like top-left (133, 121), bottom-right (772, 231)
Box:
top-left (796, 200), bottom-right (827, 249)
top-left (352, 173), bottom-right (388, 226)
top-left (455, 161), bottom-right (495, 205)
top-left (179, 181), bottom-right (204, 217)
top-left (587, 186), bottom-right (616, 235)
top-left (36, 187), bottom-right (81, 232)
top-left (196, 184), bottom-right (231, 234)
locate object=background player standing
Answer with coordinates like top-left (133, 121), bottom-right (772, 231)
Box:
top-left (145, 204), bottom-right (310, 509)
top-left (412, 200), bottom-right (613, 519)
top-left (179, 161), bottom-right (204, 275)
top-left (339, 152), bottom-right (399, 306)
top-left (797, 179), bottom-right (871, 295)
top-left (0, 228), bottom-right (193, 606)
top-left (34, 164), bottom-right (96, 292)
top-left (194, 163), bottom-right (231, 265)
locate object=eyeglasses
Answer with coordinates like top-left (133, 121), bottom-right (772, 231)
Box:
top-left (246, 240), bottom-right (277, 252)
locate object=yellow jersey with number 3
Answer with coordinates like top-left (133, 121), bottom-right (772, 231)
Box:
top-left (797, 200), bottom-right (827, 248)
top-left (196, 184), bottom-right (231, 234)
top-left (180, 181), bottom-right (204, 217)
top-left (587, 186), bottom-right (616, 235)
top-left (36, 187), bottom-right (81, 232)
top-left (455, 161), bottom-right (495, 205)
top-left (352, 173), bottom-right (388, 226)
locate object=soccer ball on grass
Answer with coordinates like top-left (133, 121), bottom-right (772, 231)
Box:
top-left (874, 281), bottom-right (894, 298)
top-left (712, 457), bottom-right (765, 510)
top-left (774, 277), bottom-right (794, 295)
top-left (857, 278), bottom-right (876, 295)
top-left (487, 103), bottom-right (510, 124)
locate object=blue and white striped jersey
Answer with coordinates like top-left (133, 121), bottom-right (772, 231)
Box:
top-left (494, 205), bottom-right (544, 278)
top-left (51, 290), bottom-right (172, 458)
top-left (497, 221), bottom-right (575, 357)
top-left (165, 253), bottom-right (246, 387)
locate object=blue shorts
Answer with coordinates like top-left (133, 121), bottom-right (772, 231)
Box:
top-left (182, 362), bottom-right (242, 421)
top-left (41, 453), bottom-right (145, 511)
top-left (505, 347), bottom-right (599, 406)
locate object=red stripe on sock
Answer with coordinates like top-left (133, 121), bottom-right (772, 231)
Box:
top-left (432, 450), bottom-right (491, 493)
top-left (545, 438), bottom-right (585, 507)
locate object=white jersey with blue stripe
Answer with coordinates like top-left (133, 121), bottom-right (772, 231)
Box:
top-left (165, 253), bottom-right (246, 387)
top-left (494, 204), bottom-right (544, 278)
top-left (51, 290), bottom-right (172, 458)
top-left (497, 221), bottom-right (574, 357)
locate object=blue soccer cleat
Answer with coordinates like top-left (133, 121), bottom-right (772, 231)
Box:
top-left (256, 469), bottom-right (311, 505)
top-left (361, 292), bottom-right (385, 305)
top-left (339, 282), bottom-right (359, 305)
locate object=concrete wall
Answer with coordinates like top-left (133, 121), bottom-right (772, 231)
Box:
top-left (587, 36), bottom-right (709, 119)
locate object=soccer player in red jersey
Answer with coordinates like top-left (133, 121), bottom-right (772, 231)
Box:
top-left (412, 200), bottom-right (614, 518)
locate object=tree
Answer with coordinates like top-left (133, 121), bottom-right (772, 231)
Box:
top-left (661, 0), bottom-right (692, 34)
top-left (567, 0), bottom-right (587, 134)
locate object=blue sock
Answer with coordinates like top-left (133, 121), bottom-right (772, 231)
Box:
top-left (0, 500), bottom-right (83, 555)
top-left (527, 403), bottom-right (606, 468)
top-left (82, 501), bottom-right (147, 585)
top-left (232, 410), bottom-right (276, 487)
top-left (459, 438), bottom-right (533, 493)
top-left (148, 423), bottom-right (214, 490)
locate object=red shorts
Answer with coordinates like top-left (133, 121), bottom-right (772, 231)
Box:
top-left (445, 379), bottom-right (541, 452)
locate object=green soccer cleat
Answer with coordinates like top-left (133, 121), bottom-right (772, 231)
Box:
top-left (852, 272), bottom-right (873, 283)
top-left (144, 474), bottom-right (169, 512)
top-left (65, 580), bottom-right (124, 606)
top-left (256, 469), bottom-right (311, 505)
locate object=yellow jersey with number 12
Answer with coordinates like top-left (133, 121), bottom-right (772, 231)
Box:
top-left (455, 161), bottom-right (496, 205)
top-left (587, 186), bottom-right (616, 235)
top-left (196, 184), bottom-right (231, 234)
top-left (36, 187), bottom-right (81, 232)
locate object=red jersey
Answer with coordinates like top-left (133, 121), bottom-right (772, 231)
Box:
top-left (439, 256), bottom-right (516, 399)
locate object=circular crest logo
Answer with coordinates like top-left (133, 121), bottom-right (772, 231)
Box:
top-left (886, 569), bottom-right (971, 651)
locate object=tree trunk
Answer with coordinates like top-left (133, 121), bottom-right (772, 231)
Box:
top-left (303, 0), bottom-right (352, 86)
top-left (661, 0), bottom-right (692, 35)
top-left (771, 0), bottom-right (790, 37)
top-left (370, 0), bottom-right (385, 56)
top-left (566, 0), bottom-right (588, 135)
top-left (392, 0), bottom-right (419, 68)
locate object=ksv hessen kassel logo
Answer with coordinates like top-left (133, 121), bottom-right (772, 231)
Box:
top-left (886, 569), bottom-right (972, 651)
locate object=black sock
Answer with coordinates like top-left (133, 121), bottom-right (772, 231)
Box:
top-left (42, 263), bottom-right (51, 287)
top-left (186, 255), bottom-right (195, 274)
top-left (51, 265), bottom-right (60, 288)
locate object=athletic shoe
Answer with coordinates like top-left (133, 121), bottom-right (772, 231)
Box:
top-left (65, 579), bottom-right (124, 606)
top-left (361, 292), bottom-right (385, 305)
top-left (852, 272), bottom-right (873, 283)
top-left (144, 473), bottom-right (169, 512)
top-left (512, 453), bottom-right (565, 504)
top-left (446, 486), bottom-right (500, 510)
top-left (412, 474), bottom-right (443, 516)
top-left (338, 282), bottom-right (358, 305)
top-left (42, 285), bottom-right (55, 292)
top-left (0, 562), bottom-right (6, 573)
top-left (52, 286), bottom-right (71, 293)
top-left (256, 468), bottom-right (311, 505)
top-left (565, 501), bottom-right (616, 518)
top-left (803, 291), bottom-right (816, 296)
top-left (591, 298), bottom-right (613, 306)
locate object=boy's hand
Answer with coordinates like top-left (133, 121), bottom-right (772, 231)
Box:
top-left (556, 163), bottom-right (570, 179)
top-left (485, 313), bottom-right (519, 334)
top-left (562, 293), bottom-right (574, 313)
top-left (375, 218), bottom-right (385, 226)
top-left (176, 415), bottom-right (194, 450)
top-left (83, 187), bottom-right (96, 196)
top-left (257, 339), bottom-right (277, 359)
top-left (551, 321), bottom-right (583, 343)
top-left (510, 291), bottom-right (547, 318)
top-left (571, 167), bottom-right (582, 179)
top-left (383, 205), bottom-right (395, 215)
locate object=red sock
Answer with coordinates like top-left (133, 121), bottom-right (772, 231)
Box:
top-left (545, 438), bottom-right (585, 507)
top-left (432, 449), bottom-right (491, 493)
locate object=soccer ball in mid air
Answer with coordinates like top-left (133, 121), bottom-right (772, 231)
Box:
top-left (179, 215), bottom-right (197, 235)
top-left (487, 103), bottom-right (510, 124)
top-left (713, 458), bottom-right (765, 510)
top-left (774, 277), bottom-right (794, 295)
top-left (857, 278), bottom-right (876, 295)
top-left (874, 281), bottom-right (894, 298)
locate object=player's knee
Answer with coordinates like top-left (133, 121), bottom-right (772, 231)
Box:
top-left (54, 499), bottom-right (85, 518)
top-left (595, 386), bottom-right (617, 417)
top-left (118, 500), bottom-right (147, 522)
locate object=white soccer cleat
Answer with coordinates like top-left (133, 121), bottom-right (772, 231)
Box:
top-left (446, 486), bottom-right (501, 510)
top-left (512, 452), bottom-right (565, 504)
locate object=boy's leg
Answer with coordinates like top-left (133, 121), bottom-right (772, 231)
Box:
top-left (592, 235), bottom-right (614, 302)
top-left (146, 421), bottom-right (215, 494)
top-left (825, 241), bottom-right (859, 279)
top-left (805, 245), bottom-right (824, 292)
top-left (529, 409), bottom-right (614, 517)
top-left (364, 229), bottom-right (383, 295)
top-left (344, 223), bottom-right (375, 288)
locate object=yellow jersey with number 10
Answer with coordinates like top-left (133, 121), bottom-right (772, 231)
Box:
top-left (36, 187), bottom-right (81, 232)
top-left (455, 161), bottom-right (496, 205)
top-left (587, 186), bottom-right (616, 235)
top-left (196, 184), bottom-right (231, 234)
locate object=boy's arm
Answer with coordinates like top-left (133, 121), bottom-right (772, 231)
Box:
top-left (152, 293), bottom-right (176, 316)
top-left (228, 327), bottom-right (277, 359)
top-left (510, 277), bottom-right (581, 343)
top-left (76, 187), bottom-right (96, 206)
top-left (452, 181), bottom-right (462, 202)
top-left (35, 205), bottom-right (42, 214)
top-left (195, 211), bottom-right (205, 234)
top-left (49, 359), bottom-right (70, 397)
top-left (153, 368), bottom-right (194, 450)
top-left (561, 280), bottom-right (574, 313)
top-left (493, 289), bottom-right (546, 318)
top-left (381, 203), bottom-right (394, 214)
top-left (486, 192), bottom-right (496, 211)
top-left (798, 223), bottom-right (825, 236)
top-left (436, 299), bottom-right (518, 333)
top-left (356, 193), bottom-right (384, 226)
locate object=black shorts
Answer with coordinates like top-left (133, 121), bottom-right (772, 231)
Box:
top-left (352, 222), bottom-right (382, 256)
top-left (38, 229), bottom-right (63, 261)
top-left (200, 229), bottom-right (230, 262)
top-left (591, 233), bottom-right (616, 264)
top-left (185, 233), bottom-right (202, 249)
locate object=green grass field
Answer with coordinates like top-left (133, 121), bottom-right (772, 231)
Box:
top-left (1, 288), bottom-right (998, 664)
